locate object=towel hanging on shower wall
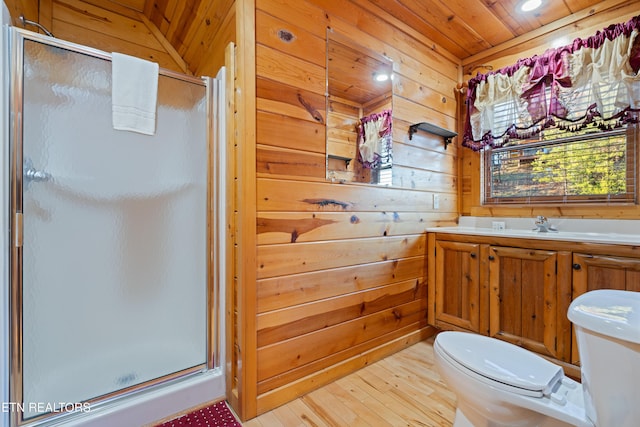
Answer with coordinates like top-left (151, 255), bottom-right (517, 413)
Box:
top-left (111, 52), bottom-right (159, 135)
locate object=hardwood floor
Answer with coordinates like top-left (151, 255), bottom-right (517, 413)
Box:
top-left (244, 336), bottom-right (457, 426)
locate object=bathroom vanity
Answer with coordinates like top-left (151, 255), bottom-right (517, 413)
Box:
top-left (426, 218), bottom-right (640, 377)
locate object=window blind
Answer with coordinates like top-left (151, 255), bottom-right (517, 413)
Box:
top-left (483, 126), bottom-right (636, 204)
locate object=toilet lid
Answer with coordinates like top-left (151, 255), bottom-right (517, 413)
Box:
top-left (436, 332), bottom-right (564, 395)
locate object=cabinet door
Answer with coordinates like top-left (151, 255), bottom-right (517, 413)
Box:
top-left (489, 246), bottom-right (571, 361)
top-left (572, 253), bottom-right (640, 294)
top-left (434, 240), bottom-right (482, 332)
top-left (570, 253), bottom-right (640, 364)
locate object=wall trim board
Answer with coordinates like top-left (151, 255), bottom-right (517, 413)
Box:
top-left (230, 0), bottom-right (258, 421)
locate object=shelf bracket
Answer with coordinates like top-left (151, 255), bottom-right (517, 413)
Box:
top-left (328, 154), bottom-right (352, 167)
top-left (408, 122), bottom-right (458, 150)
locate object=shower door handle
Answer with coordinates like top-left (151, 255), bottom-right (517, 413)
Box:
top-left (23, 158), bottom-right (52, 189)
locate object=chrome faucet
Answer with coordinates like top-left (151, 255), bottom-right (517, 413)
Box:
top-left (533, 216), bottom-right (557, 232)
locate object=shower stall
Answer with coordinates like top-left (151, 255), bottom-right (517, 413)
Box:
top-left (1, 19), bottom-right (226, 427)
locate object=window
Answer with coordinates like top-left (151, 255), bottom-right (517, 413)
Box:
top-left (372, 136), bottom-right (393, 186)
top-left (462, 15), bottom-right (640, 206)
top-left (482, 125), bottom-right (637, 204)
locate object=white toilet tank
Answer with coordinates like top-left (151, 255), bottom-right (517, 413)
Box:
top-left (568, 289), bottom-right (640, 427)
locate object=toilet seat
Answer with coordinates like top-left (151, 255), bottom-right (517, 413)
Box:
top-left (435, 332), bottom-right (564, 398)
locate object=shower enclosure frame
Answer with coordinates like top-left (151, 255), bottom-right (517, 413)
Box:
top-left (6, 27), bottom-right (224, 427)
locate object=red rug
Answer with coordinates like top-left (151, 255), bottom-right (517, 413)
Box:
top-left (156, 401), bottom-right (242, 427)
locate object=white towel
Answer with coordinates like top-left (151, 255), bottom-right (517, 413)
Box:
top-left (111, 52), bottom-right (159, 135)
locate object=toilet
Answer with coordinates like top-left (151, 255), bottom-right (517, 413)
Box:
top-left (433, 289), bottom-right (640, 427)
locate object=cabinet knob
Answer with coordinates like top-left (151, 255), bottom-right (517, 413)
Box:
top-left (470, 252), bottom-right (476, 258)
top-left (572, 263), bottom-right (582, 270)
top-left (488, 255), bottom-right (495, 261)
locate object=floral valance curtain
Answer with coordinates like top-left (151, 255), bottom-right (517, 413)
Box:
top-left (357, 109), bottom-right (392, 168)
top-left (462, 15), bottom-right (640, 151)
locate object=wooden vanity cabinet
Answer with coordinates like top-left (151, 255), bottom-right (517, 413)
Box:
top-left (429, 233), bottom-right (576, 364)
top-left (429, 232), bottom-right (640, 374)
top-left (569, 253), bottom-right (640, 364)
top-left (488, 246), bottom-right (572, 362)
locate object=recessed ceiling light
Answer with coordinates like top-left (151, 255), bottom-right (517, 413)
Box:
top-left (520, 0), bottom-right (542, 12)
top-left (373, 72), bottom-right (389, 82)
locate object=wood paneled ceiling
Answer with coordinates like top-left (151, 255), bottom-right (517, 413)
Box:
top-left (365, 0), bottom-right (611, 59)
top-left (106, 0), bottom-right (612, 60)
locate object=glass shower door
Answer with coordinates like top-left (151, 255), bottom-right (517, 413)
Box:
top-left (12, 32), bottom-right (210, 422)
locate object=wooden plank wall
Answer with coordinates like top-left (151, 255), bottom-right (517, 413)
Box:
top-left (6, 0), bottom-right (237, 76)
top-left (459, 1), bottom-right (640, 219)
top-left (36, 0), bottom-right (188, 72)
top-left (3, 0), bottom-right (38, 25)
top-left (253, 0), bottom-right (458, 415)
top-left (326, 96), bottom-right (360, 182)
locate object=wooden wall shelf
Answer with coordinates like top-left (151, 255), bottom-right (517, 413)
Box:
top-left (408, 122), bottom-right (457, 149)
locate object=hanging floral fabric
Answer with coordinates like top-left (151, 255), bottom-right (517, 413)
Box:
top-left (462, 15), bottom-right (640, 151)
top-left (357, 109), bottom-right (392, 169)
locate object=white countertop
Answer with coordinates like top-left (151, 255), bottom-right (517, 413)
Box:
top-left (426, 217), bottom-right (640, 246)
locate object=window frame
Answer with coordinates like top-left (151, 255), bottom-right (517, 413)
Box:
top-left (481, 124), bottom-right (638, 206)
